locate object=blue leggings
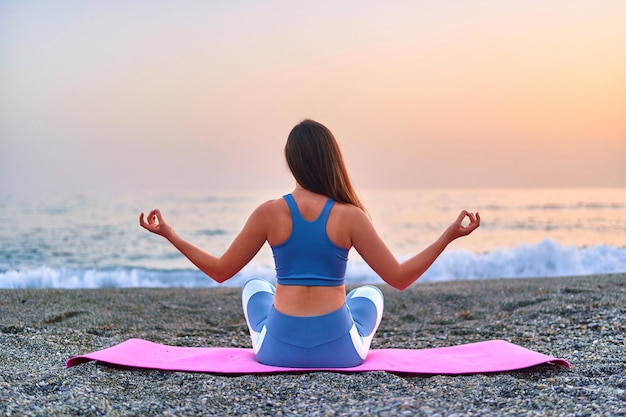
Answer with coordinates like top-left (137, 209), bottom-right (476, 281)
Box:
top-left (242, 278), bottom-right (384, 368)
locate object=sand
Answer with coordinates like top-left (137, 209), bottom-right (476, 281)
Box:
top-left (1, 274), bottom-right (624, 416)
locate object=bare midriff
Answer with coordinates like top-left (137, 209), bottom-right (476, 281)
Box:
top-left (273, 284), bottom-right (346, 316)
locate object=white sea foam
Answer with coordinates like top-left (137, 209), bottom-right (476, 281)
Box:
top-left (1, 240), bottom-right (624, 289)
top-left (2, 189), bottom-right (625, 288)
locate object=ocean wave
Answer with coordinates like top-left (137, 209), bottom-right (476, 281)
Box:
top-left (0, 267), bottom-right (245, 289)
top-left (418, 239), bottom-right (626, 282)
top-left (1, 240), bottom-right (624, 289)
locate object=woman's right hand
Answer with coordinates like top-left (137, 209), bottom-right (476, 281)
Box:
top-left (444, 210), bottom-right (480, 242)
top-left (139, 209), bottom-right (174, 239)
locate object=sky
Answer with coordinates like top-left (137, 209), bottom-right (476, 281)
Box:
top-left (1, 0), bottom-right (625, 197)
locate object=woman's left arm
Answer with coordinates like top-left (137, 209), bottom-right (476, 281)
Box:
top-left (139, 205), bottom-right (269, 283)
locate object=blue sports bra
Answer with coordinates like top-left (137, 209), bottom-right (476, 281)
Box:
top-left (272, 194), bottom-right (349, 286)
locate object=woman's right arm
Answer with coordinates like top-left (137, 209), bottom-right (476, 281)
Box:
top-left (349, 208), bottom-right (480, 290)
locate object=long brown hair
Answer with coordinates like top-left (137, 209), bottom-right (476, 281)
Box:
top-left (285, 119), bottom-right (365, 211)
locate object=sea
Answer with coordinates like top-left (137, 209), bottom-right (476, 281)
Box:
top-left (1, 188), bottom-right (625, 289)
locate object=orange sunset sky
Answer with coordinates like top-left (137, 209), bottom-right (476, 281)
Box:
top-left (1, 1), bottom-right (625, 196)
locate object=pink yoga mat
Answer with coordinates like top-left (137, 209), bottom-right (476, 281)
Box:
top-left (66, 339), bottom-right (569, 375)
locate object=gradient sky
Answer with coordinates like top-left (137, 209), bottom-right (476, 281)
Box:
top-left (1, 1), bottom-right (625, 197)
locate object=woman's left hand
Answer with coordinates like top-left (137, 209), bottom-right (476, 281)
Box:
top-left (139, 209), bottom-right (174, 239)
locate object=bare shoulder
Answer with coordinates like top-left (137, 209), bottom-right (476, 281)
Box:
top-left (333, 202), bottom-right (371, 226)
top-left (251, 198), bottom-right (288, 219)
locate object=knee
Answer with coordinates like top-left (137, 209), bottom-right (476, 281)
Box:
top-left (242, 278), bottom-right (275, 305)
top-left (347, 285), bottom-right (384, 324)
top-left (347, 285), bottom-right (384, 308)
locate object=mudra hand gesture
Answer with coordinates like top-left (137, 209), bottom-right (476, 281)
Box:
top-left (139, 209), bottom-right (174, 239)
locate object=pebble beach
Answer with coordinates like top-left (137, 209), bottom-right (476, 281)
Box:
top-left (1, 273), bottom-right (624, 416)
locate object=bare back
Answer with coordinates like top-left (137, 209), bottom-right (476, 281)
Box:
top-left (265, 188), bottom-right (354, 316)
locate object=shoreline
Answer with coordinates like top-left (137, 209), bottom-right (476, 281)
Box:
top-left (1, 274), bottom-right (624, 416)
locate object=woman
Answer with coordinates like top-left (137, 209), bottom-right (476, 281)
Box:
top-left (139, 119), bottom-right (480, 367)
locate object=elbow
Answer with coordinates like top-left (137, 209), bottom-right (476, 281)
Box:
top-left (391, 281), bottom-right (411, 291)
top-left (199, 259), bottom-right (236, 284)
top-left (384, 271), bottom-right (421, 291)
top-left (382, 276), bottom-right (410, 291)
top-left (212, 276), bottom-right (229, 284)
top-left (201, 266), bottom-right (234, 284)
top-left (210, 271), bottom-right (234, 284)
